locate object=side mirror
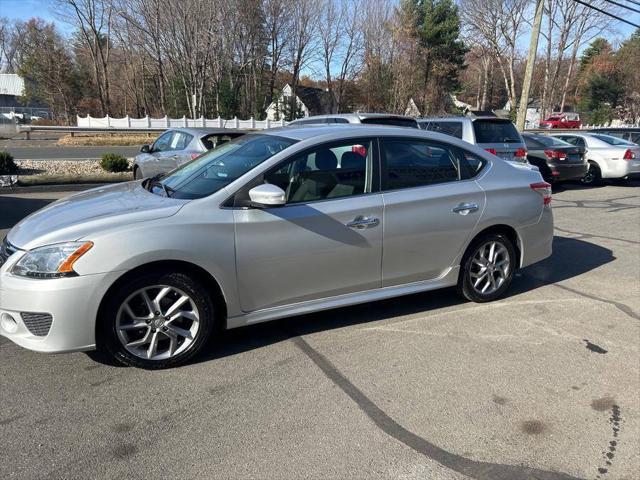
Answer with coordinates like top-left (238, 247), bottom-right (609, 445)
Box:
top-left (140, 144), bottom-right (150, 153)
top-left (248, 184), bottom-right (286, 208)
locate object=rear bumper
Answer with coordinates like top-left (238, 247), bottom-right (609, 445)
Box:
top-left (548, 162), bottom-right (588, 181)
top-left (518, 207), bottom-right (553, 268)
top-left (602, 160), bottom-right (640, 179)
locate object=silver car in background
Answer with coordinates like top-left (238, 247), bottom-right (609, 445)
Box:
top-left (418, 116), bottom-right (529, 165)
top-left (0, 125), bottom-right (553, 369)
top-left (134, 127), bottom-right (245, 179)
top-left (550, 132), bottom-right (640, 185)
top-left (289, 113), bottom-right (419, 128)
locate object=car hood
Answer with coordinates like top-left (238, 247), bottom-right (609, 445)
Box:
top-left (8, 181), bottom-right (188, 250)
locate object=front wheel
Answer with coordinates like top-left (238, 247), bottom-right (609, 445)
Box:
top-left (98, 270), bottom-right (216, 369)
top-left (458, 233), bottom-right (516, 303)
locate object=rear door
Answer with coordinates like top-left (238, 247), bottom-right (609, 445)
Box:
top-left (233, 138), bottom-right (383, 312)
top-left (380, 137), bottom-right (486, 286)
top-left (472, 119), bottom-right (526, 163)
top-left (161, 131), bottom-right (194, 171)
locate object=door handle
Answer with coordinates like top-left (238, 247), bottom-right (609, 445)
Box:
top-left (452, 202), bottom-right (479, 215)
top-left (346, 215), bottom-right (380, 229)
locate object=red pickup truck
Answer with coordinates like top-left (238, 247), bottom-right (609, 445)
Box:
top-left (539, 114), bottom-right (581, 129)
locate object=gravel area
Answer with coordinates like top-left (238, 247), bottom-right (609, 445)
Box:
top-left (16, 159), bottom-right (133, 177)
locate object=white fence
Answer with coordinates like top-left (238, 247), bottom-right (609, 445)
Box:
top-left (77, 115), bottom-right (288, 130)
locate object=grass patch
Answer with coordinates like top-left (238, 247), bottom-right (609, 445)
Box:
top-left (57, 133), bottom-right (155, 146)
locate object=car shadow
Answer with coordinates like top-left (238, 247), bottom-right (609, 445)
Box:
top-left (185, 235), bottom-right (614, 367)
top-left (0, 196), bottom-right (55, 231)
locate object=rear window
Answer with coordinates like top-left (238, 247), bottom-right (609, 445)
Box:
top-left (361, 117), bottom-right (418, 128)
top-left (473, 120), bottom-right (521, 143)
top-left (532, 135), bottom-right (571, 147)
top-left (591, 134), bottom-right (635, 146)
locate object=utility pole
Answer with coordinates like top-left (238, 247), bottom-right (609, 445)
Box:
top-left (516, 0), bottom-right (544, 131)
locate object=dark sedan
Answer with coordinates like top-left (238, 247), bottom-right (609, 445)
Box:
top-left (522, 133), bottom-right (588, 183)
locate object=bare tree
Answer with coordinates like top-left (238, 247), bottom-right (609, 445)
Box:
top-left (57, 0), bottom-right (113, 115)
top-left (461, 0), bottom-right (531, 110)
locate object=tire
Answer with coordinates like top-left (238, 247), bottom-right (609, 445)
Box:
top-left (97, 270), bottom-right (216, 369)
top-left (581, 162), bottom-right (602, 186)
top-left (457, 233), bottom-right (516, 303)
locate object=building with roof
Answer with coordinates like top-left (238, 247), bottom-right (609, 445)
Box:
top-left (265, 84), bottom-right (336, 121)
top-left (0, 74), bottom-right (25, 108)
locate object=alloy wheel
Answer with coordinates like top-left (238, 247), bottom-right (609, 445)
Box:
top-left (469, 241), bottom-right (511, 295)
top-left (115, 285), bottom-right (200, 361)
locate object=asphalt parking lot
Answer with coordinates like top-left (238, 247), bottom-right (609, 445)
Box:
top-left (0, 182), bottom-right (638, 480)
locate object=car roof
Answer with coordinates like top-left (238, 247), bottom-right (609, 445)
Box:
top-left (255, 124), bottom-right (467, 143)
top-left (292, 113), bottom-right (415, 121)
top-left (418, 116), bottom-right (511, 122)
top-left (167, 127), bottom-right (247, 136)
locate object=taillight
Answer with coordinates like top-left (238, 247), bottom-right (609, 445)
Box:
top-left (485, 148), bottom-right (497, 155)
top-left (514, 148), bottom-right (527, 158)
top-left (352, 145), bottom-right (367, 157)
top-left (623, 149), bottom-right (636, 160)
top-left (530, 182), bottom-right (552, 205)
top-left (544, 149), bottom-right (567, 160)
top-left (190, 153), bottom-right (200, 160)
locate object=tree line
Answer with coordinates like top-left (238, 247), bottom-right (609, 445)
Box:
top-left (0, 0), bottom-right (637, 125)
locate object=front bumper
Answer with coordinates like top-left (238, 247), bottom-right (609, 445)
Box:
top-left (0, 270), bottom-right (123, 353)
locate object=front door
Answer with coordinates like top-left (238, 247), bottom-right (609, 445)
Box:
top-left (379, 137), bottom-right (486, 286)
top-left (233, 138), bottom-right (383, 312)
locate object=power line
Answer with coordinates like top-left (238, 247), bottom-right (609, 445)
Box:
top-left (572, 0), bottom-right (640, 28)
top-left (621, 0), bottom-right (640, 7)
top-left (602, 0), bottom-right (640, 14)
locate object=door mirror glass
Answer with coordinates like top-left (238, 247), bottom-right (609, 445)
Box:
top-left (248, 184), bottom-right (286, 208)
top-left (140, 144), bottom-right (150, 153)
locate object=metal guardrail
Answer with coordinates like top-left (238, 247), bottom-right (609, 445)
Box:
top-left (15, 124), bottom-right (271, 138)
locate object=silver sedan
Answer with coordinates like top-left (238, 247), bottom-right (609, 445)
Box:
top-left (133, 127), bottom-right (245, 179)
top-left (0, 125), bottom-right (553, 368)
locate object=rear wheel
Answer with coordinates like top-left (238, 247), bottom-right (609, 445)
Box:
top-left (581, 162), bottom-right (601, 186)
top-left (98, 270), bottom-right (216, 369)
top-left (458, 233), bottom-right (516, 303)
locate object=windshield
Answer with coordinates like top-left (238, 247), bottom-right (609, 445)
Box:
top-left (472, 120), bottom-right (521, 143)
top-left (591, 134), bottom-right (635, 146)
top-left (154, 134), bottom-right (297, 199)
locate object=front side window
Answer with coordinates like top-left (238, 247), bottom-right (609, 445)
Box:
top-left (381, 138), bottom-right (463, 190)
top-left (156, 134), bottom-right (297, 199)
top-left (263, 139), bottom-right (373, 204)
top-left (153, 131), bottom-right (174, 152)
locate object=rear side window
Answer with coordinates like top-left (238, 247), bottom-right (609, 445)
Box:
top-left (171, 132), bottom-right (193, 150)
top-left (559, 136), bottom-right (585, 148)
top-left (381, 138), bottom-right (462, 190)
top-left (473, 120), bottom-right (521, 143)
top-left (426, 121), bottom-right (463, 139)
top-left (361, 117), bottom-right (418, 128)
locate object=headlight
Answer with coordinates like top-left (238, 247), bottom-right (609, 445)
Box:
top-left (12, 242), bottom-right (93, 279)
